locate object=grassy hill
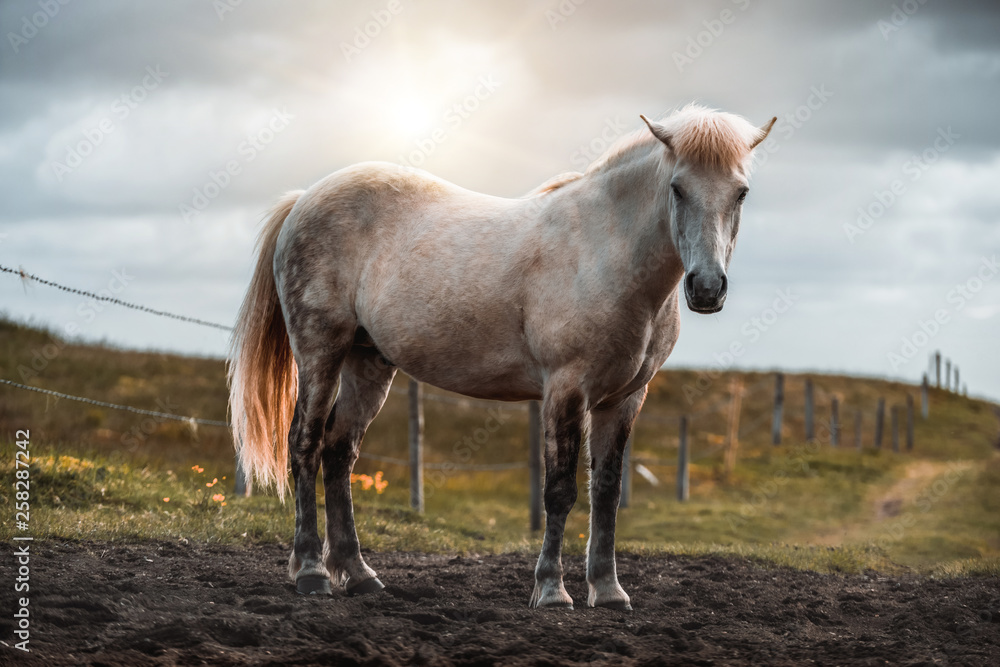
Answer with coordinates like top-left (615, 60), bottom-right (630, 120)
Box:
top-left (1, 315), bottom-right (998, 575)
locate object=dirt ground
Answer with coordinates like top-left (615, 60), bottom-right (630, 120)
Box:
top-left (1, 541), bottom-right (998, 666)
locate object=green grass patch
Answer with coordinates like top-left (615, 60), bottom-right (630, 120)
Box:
top-left (1, 315), bottom-right (998, 576)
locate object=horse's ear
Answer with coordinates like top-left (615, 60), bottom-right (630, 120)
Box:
top-left (749, 116), bottom-right (778, 150)
top-left (640, 114), bottom-right (673, 150)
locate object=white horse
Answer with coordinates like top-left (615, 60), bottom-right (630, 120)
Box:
top-left (228, 104), bottom-right (775, 609)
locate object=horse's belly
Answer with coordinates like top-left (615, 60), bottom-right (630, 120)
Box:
top-left (362, 307), bottom-right (540, 401)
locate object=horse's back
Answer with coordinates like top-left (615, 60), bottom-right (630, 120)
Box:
top-left (273, 162), bottom-right (545, 399)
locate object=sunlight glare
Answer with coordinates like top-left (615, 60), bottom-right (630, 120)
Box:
top-left (394, 97), bottom-right (435, 138)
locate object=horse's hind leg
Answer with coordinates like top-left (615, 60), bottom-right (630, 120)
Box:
top-left (585, 387), bottom-right (645, 611)
top-left (321, 346), bottom-right (396, 595)
top-left (530, 378), bottom-right (586, 609)
top-left (286, 333), bottom-right (352, 595)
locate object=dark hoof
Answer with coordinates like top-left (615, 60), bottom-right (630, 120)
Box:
top-left (346, 577), bottom-right (385, 597)
top-left (595, 600), bottom-right (633, 611)
top-left (296, 575), bottom-right (332, 596)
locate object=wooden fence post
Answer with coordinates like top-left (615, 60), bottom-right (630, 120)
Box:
top-left (234, 452), bottom-right (250, 497)
top-left (921, 374), bottom-right (929, 419)
top-left (935, 352), bottom-right (941, 389)
top-left (529, 400), bottom-right (543, 531)
top-left (724, 377), bottom-right (744, 476)
top-left (677, 416), bottom-right (689, 502)
top-left (874, 398), bottom-right (885, 449)
top-left (853, 410), bottom-right (862, 450)
top-left (906, 395), bottom-right (915, 452)
top-left (945, 359), bottom-right (952, 392)
top-left (772, 373), bottom-right (784, 446)
top-left (831, 397), bottom-right (840, 447)
top-left (620, 434), bottom-right (632, 509)
top-left (954, 366), bottom-right (959, 395)
top-left (408, 378), bottom-right (425, 513)
top-left (891, 406), bottom-right (900, 453)
top-left (804, 378), bottom-right (815, 442)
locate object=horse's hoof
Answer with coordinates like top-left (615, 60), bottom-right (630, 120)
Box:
top-left (346, 577), bottom-right (384, 596)
top-left (296, 575), bottom-right (332, 596)
top-left (594, 599), bottom-right (633, 611)
top-left (538, 601), bottom-right (574, 610)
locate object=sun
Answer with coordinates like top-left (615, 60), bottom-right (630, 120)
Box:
top-left (394, 97), bottom-right (436, 138)
top-left (332, 39), bottom-right (510, 154)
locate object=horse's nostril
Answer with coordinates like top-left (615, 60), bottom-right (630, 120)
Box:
top-left (684, 272), bottom-right (697, 295)
top-left (717, 275), bottom-right (728, 299)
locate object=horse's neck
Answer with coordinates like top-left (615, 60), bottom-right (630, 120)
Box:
top-left (568, 148), bottom-right (684, 309)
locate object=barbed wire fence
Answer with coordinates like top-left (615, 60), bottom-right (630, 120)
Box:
top-left (1, 262), bottom-right (956, 525)
top-left (1, 264), bottom-right (233, 331)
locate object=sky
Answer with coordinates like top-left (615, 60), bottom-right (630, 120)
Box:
top-left (1, 0), bottom-right (998, 402)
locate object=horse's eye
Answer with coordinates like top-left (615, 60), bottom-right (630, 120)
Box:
top-left (671, 184), bottom-right (684, 200)
top-left (736, 189), bottom-right (748, 204)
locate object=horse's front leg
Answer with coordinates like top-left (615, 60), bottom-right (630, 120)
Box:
top-left (585, 387), bottom-right (646, 610)
top-left (530, 382), bottom-right (586, 609)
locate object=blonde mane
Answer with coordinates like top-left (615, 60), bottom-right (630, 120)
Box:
top-left (590, 104), bottom-right (763, 172)
top-left (527, 171), bottom-right (584, 196)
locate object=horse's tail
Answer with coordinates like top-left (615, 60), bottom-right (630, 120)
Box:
top-left (228, 190), bottom-right (304, 498)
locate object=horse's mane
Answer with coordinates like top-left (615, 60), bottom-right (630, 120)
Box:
top-left (590, 104), bottom-right (762, 173)
top-left (526, 171), bottom-right (584, 196)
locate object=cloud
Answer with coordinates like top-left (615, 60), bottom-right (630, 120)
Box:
top-left (1, 0), bottom-right (998, 399)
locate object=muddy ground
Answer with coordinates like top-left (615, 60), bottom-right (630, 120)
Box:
top-left (1, 541), bottom-right (998, 666)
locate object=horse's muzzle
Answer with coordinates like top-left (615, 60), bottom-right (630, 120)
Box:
top-left (684, 271), bottom-right (727, 314)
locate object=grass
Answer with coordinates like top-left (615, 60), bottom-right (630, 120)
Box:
top-left (1, 314), bottom-right (998, 576)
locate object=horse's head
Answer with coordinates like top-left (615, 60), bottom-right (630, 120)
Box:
top-left (640, 107), bottom-right (775, 314)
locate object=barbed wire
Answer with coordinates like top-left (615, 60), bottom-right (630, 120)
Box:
top-left (0, 378), bottom-right (529, 472)
top-left (0, 264), bottom-right (233, 331)
top-left (359, 451), bottom-right (526, 471)
top-left (0, 378), bottom-right (229, 427)
top-left (387, 375), bottom-right (775, 425)
top-left (388, 385), bottom-right (529, 412)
